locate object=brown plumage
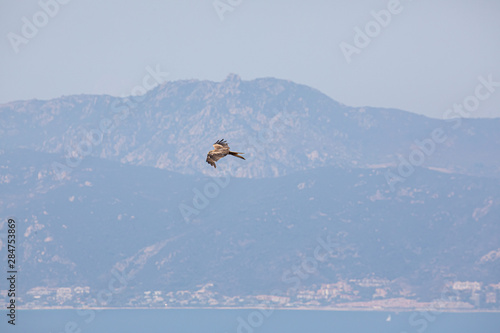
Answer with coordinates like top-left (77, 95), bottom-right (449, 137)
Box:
top-left (206, 139), bottom-right (245, 168)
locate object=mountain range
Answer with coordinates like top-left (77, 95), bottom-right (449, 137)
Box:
top-left (0, 74), bottom-right (499, 308)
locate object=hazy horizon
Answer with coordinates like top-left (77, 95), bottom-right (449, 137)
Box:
top-left (1, 0), bottom-right (499, 118)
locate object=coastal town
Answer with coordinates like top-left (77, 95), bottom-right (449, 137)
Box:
top-left (5, 279), bottom-right (499, 311)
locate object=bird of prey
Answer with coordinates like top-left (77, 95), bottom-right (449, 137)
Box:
top-left (206, 139), bottom-right (245, 168)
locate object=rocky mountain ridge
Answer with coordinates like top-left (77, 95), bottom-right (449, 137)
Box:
top-left (0, 75), bottom-right (499, 309)
top-left (1, 74), bottom-right (499, 179)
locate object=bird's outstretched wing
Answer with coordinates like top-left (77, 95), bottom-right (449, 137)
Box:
top-left (206, 154), bottom-right (217, 168)
top-left (213, 139), bottom-right (229, 148)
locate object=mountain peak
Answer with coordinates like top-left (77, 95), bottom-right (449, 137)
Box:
top-left (216, 73), bottom-right (242, 96)
top-left (1, 76), bottom-right (499, 179)
top-left (224, 73), bottom-right (241, 83)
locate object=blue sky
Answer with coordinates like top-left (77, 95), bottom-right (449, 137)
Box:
top-left (1, 0), bottom-right (499, 118)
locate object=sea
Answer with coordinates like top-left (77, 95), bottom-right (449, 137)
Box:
top-left (1, 309), bottom-right (499, 333)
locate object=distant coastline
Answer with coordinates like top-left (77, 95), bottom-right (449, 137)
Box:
top-left (12, 306), bottom-right (500, 313)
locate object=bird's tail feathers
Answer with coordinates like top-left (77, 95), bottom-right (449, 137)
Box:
top-left (229, 151), bottom-right (245, 160)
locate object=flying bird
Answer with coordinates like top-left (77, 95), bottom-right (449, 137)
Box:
top-left (206, 139), bottom-right (245, 168)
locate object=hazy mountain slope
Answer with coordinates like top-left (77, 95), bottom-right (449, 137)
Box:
top-left (1, 75), bottom-right (499, 308)
top-left (1, 75), bottom-right (499, 178)
top-left (2, 149), bottom-right (499, 302)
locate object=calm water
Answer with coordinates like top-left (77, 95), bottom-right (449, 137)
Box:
top-left (1, 309), bottom-right (499, 333)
